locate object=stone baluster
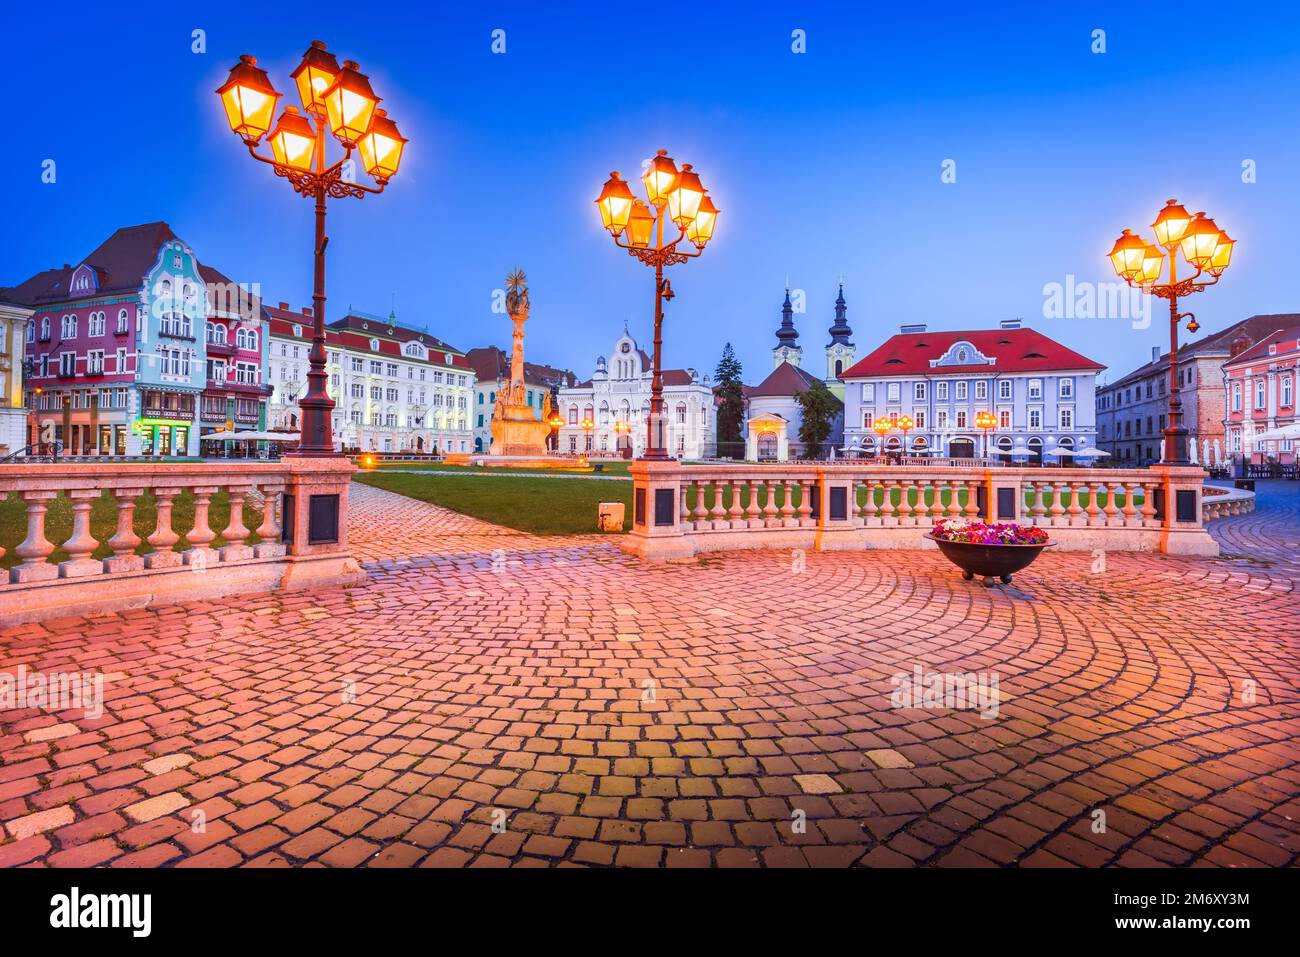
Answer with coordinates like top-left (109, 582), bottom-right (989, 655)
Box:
top-left (878, 480), bottom-right (897, 525)
top-left (762, 481), bottom-right (779, 526)
top-left (709, 480), bottom-right (728, 529)
top-left (797, 479), bottom-right (813, 526)
top-left (745, 480), bottom-right (762, 527)
top-left (60, 489), bottom-right (103, 578)
top-left (1139, 481), bottom-right (1158, 527)
top-left (220, 484), bottom-right (255, 561)
top-left (1089, 483), bottom-right (1107, 527)
top-left (185, 485), bottom-right (219, 568)
top-left (1047, 483), bottom-right (1066, 525)
top-left (780, 481), bottom-right (796, 526)
top-left (1067, 482), bottom-right (1085, 526)
top-left (963, 480), bottom-right (980, 520)
top-left (680, 482), bottom-right (691, 524)
top-left (691, 480), bottom-right (709, 530)
top-left (12, 491), bottom-right (59, 583)
top-left (145, 487), bottom-right (183, 569)
top-left (728, 480), bottom-right (745, 528)
top-left (895, 480), bottom-right (914, 525)
top-left (1028, 481), bottom-right (1047, 524)
top-left (105, 487), bottom-right (145, 573)
top-left (1120, 481), bottom-right (1138, 527)
top-left (928, 480), bottom-right (946, 522)
top-left (946, 480), bottom-right (962, 519)
top-left (254, 485), bottom-right (286, 558)
top-left (862, 479), bottom-right (879, 526)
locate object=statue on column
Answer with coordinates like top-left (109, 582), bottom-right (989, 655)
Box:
top-left (488, 268), bottom-right (553, 458)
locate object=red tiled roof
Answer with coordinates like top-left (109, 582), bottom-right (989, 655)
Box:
top-left (2, 222), bottom-right (180, 304)
top-left (1223, 325), bottom-right (1300, 368)
top-left (748, 361), bottom-right (836, 399)
top-left (464, 346), bottom-right (576, 388)
top-left (841, 327), bottom-right (1104, 379)
top-left (265, 305), bottom-right (471, 370)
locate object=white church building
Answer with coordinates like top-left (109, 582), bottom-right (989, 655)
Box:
top-left (743, 285), bottom-right (847, 460)
top-left (557, 326), bottom-right (716, 459)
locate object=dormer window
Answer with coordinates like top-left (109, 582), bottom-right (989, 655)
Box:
top-left (293, 324), bottom-right (302, 338)
top-left (370, 337), bottom-right (380, 351)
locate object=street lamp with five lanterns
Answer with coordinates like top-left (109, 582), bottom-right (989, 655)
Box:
top-left (595, 151), bottom-right (719, 460)
top-left (1109, 199), bottom-right (1234, 465)
top-left (215, 40), bottom-right (407, 455)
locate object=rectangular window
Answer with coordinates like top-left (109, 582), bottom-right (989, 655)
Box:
top-left (913, 382), bottom-right (926, 401)
top-left (1059, 407), bottom-right (1074, 429)
top-left (862, 383), bottom-right (875, 403)
top-left (887, 382), bottom-right (900, 402)
top-left (914, 410), bottom-right (926, 428)
top-left (956, 410), bottom-right (967, 428)
top-left (975, 381), bottom-right (987, 401)
top-left (1060, 378), bottom-right (1074, 398)
top-left (955, 381), bottom-right (968, 400)
top-left (1028, 379), bottom-right (1042, 400)
top-left (998, 408), bottom-right (1011, 428)
top-left (936, 381), bottom-right (948, 401)
top-left (1028, 408), bottom-right (1042, 429)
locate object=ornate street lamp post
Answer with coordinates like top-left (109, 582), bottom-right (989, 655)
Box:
top-left (975, 410), bottom-right (997, 460)
top-left (580, 416), bottom-right (594, 453)
top-left (216, 41), bottom-right (407, 456)
top-left (1109, 200), bottom-right (1234, 466)
top-left (897, 415), bottom-right (914, 456)
top-left (872, 418), bottom-right (892, 460)
top-left (595, 151), bottom-right (719, 460)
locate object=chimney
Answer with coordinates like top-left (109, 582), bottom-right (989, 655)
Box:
top-left (1000, 318), bottom-right (1022, 330)
top-left (1151, 346), bottom-right (1160, 363)
top-left (900, 323), bottom-right (926, 334)
top-left (302, 307), bottom-right (313, 317)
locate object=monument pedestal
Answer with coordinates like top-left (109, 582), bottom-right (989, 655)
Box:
top-left (490, 403), bottom-right (554, 457)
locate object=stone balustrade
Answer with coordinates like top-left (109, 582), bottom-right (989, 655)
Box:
top-left (0, 458), bottom-right (364, 627)
top-left (1201, 484), bottom-right (1255, 520)
top-left (623, 461), bottom-right (1217, 560)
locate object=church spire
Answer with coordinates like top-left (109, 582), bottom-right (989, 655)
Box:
top-left (827, 279), bottom-right (853, 346)
top-left (773, 282), bottom-right (802, 369)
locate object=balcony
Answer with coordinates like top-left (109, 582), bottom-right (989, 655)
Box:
top-left (142, 406), bottom-right (195, 421)
top-left (206, 340), bottom-right (235, 356)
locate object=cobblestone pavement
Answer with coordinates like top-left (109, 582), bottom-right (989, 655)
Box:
top-left (0, 482), bottom-right (1297, 868)
top-left (1208, 480), bottom-right (1300, 572)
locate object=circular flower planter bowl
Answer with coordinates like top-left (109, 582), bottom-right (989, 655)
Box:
top-left (925, 533), bottom-right (1054, 585)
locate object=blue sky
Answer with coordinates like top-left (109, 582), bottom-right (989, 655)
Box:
top-left (4, 1), bottom-right (1299, 384)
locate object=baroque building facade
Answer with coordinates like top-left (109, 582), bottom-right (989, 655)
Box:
top-left (557, 327), bottom-right (716, 459)
top-left (1222, 321), bottom-right (1299, 464)
top-left (6, 222), bottom-right (269, 458)
top-left (840, 321), bottom-right (1103, 461)
top-left (266, 306), bottom-right (473, 453)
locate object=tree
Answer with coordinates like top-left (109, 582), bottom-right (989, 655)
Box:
top-left (713, 343), bottom-right (745, 459)
top-left (796, 380), bottom-right (839, 459)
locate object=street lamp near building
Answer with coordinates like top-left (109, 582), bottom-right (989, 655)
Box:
top-left (897, 415), bottom-right (914, 455)
top-left (975, 410), bottom-right (997, 459)
top-left (580, 416), bottom-right (594, 452)
top-left (595, 151), bottom-right (719, 460)
top-left (1108, 200), bottom-right (1234, 465)
top-left (872, 418), bottom-right (892, 459)
top-left (216, 40), bottom-right (407, 456)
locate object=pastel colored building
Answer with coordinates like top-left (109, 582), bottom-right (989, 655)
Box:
top-left (557, 326), bottom-right (716, 459)
top-left (266, 306), bottom-right (474, 453)
top-left (0, 299), bottom-right (33, 454)
top-left (840, 320), bottom-right (1104, 462)
top-left (1222, 322), bottom-right (1300, 464)
top-left (4, 222), bottom-right (268, 457)
top-left (1095, 314), bottom-right (1296, 466)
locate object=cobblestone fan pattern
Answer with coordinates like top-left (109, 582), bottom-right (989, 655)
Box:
top-left (0, 482), bottom-right (1297, 868)
top-left (1208, 480), bottom-right (1300, 573)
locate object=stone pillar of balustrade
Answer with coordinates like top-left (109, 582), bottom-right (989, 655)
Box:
top-left (185, 485), bottom-right (219, 568)
top-left (619, 458), bottom-right (694, 560)
top-left (1149, 465), bottom-right (1218, 556)
top-left (105, 487), bottom-right (145, 574)
top-left (144, 487), bottom-right (183, 569)
top-left (254, 484), bottom-right (287, 559)
top-left (219, 484), bottom-right (255, 562)
top-left (60, 489), bottom-right (103, 578)
top-left (816, 469), bottom-right (858, 548)
top-left (12, 491), bottom-right (59, 583)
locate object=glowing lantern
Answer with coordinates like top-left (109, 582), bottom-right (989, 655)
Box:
top-left (687, 193), bottom-right (718, 248)
top-left (1108, 229), bottom-right (1147, 280)
top-left (357, 109), bottom-right (407, 182)
top-left (666, 164), bottom-right (704, 226)
top-left (216, 55), bottom-right (281, 144)
top-left (1206, 229), bottom-right (1234, 276)
top-left (1180, 212), bottom-right (1222, 268)
top-left (1135, 244), bottom-right (1165, 286)
top-left (268, 106), bottom-right (317, 171)
top-left (321, 60), bottom-right (379, 146)
top-left (290, 40), bottom-right (340, 116)
top-left (642, 150), bottom-right (678, 206)
top-left (595, 172), bottom-right (635, 235)
top-left (1152, 199), bottom-right (1192, 247)
top-left (626, 201), bottom-right (656, 248)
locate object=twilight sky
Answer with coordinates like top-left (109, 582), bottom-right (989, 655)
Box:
top-left (3, 1), bottom-right (1299, 385)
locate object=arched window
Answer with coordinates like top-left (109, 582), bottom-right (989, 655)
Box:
top-left (676, 402), bottom-right (687, 424)
top-left (116, 308), bottom-right (129, 333)
top-left (583, 404), bottom-right (593, 421)
top-left (39, 316), bottom-right (50, 340)
top-left (207, 322), bottom-right (227, 345)
top-left (835, 359), bottom-right (843, 376)
top-left (599, 401), bottom-right (610, 424)
top-left (568, 405), bottom-right (578, 424)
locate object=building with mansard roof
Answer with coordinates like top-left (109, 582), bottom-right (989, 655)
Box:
top-left (266, 305), bottom-right (473, 454)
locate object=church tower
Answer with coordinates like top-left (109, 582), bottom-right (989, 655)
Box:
top-left (825, 280), bottom-right (854, 398)
top-left (773, 285), bottom-right (802, 369)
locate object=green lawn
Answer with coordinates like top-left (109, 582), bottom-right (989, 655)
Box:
top-left (365, 461), bottom-right (633, 477)
top-left (355, 469), bottom-right (1152, 536)
top-left (0, 490), bottom-right (264, 570)
top-left (353, 471), bottom-right (632, 535)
